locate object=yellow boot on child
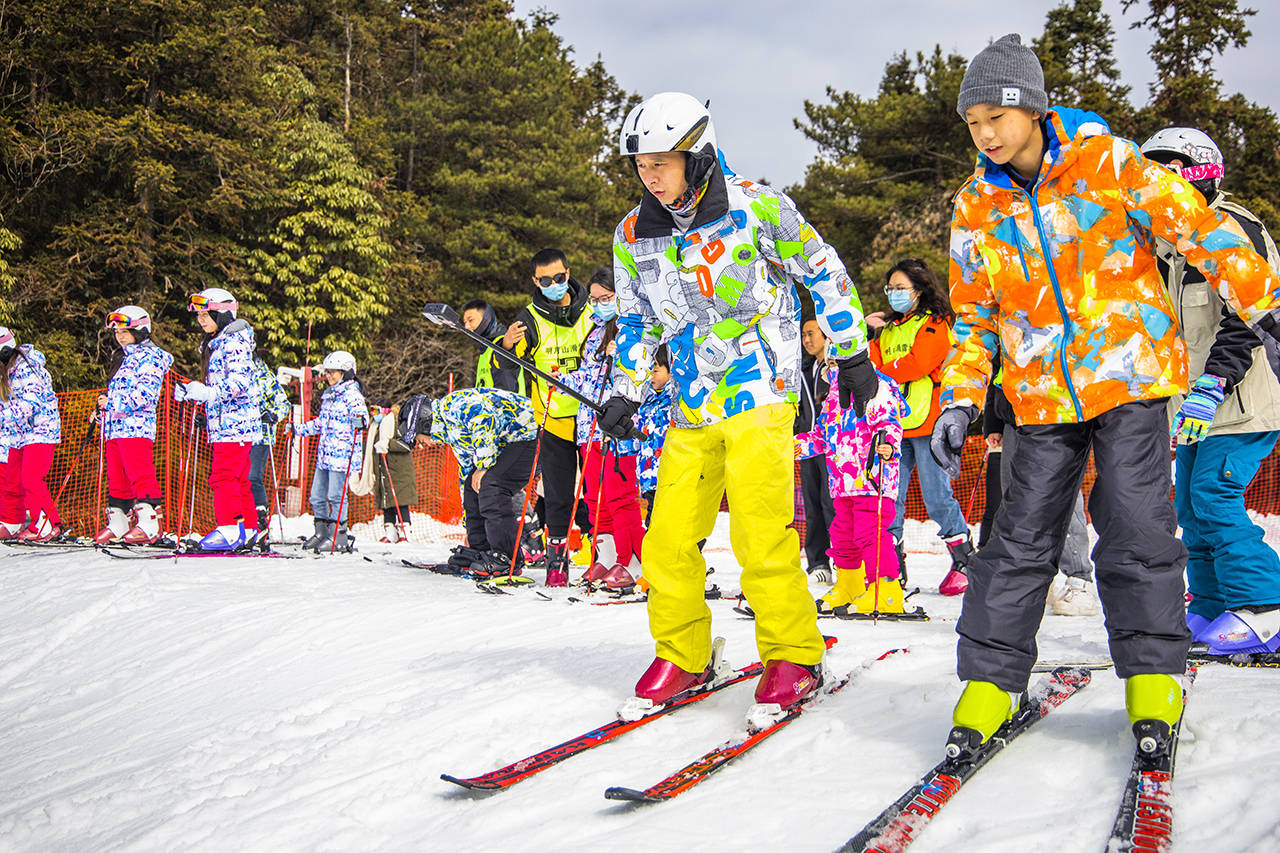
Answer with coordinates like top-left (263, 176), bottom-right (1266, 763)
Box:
top-left (846, 576), bottom-right (906, 614)
top-left (817, 566), bottom-right (866, 614)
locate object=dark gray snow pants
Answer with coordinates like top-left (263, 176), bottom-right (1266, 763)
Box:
top-left (956, 399), bottom-right (1192, 692)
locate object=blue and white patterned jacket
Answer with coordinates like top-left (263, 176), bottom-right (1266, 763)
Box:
top-left (1, 345), bottom-right (61, 449)
top-left (625, 384), bottom-right (672, 493)
top-left (201, 320), bottom-right (261, 444)
top-left (103, 341), bottom-right (174, 441)
top-left (251, 358), bottom-right (292, 447)
top-left (557, 324), bottom-right (615, 445)
top-left (429, 388), bottom-right (538, 477)
top-left (295, 379), bottom-right (366, 472)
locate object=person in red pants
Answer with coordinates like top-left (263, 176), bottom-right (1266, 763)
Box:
top-left (0, 326), bottom-right (64, 541)
top-left (174, 288), bottom-right (261, 551)
top-left (92, 306), bottom-right (175, 545)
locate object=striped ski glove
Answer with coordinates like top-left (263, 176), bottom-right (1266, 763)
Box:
top-left (1171, 374), bottom-right (1226, 443)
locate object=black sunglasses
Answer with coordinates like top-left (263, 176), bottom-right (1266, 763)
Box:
top-left (536, 272), bottom-right (568, 287)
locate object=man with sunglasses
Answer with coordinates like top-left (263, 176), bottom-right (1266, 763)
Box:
top-left (499, 247), bottom-right (595, 585)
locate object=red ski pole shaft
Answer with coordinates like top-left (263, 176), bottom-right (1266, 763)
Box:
top-left (379, 453), bottom-right (405, 530)
top-left (507, 383), bottom-right (555, 578)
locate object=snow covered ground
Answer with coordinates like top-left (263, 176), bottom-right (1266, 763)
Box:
top-left (1, 515), bottom-right (1278, 853)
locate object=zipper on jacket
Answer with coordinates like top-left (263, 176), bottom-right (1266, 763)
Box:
top-left (1022, 184), bottom-right (1085, 422)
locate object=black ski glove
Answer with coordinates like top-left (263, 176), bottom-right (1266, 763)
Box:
top-left (837, 350), bottom-right (878, 417)
top-left (929, 405), bottom-right (977, 479)
top-left (599, 397), bottom-right (638, 440)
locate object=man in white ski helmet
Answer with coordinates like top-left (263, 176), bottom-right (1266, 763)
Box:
top-left (600, 91), bottom-right (878, 725)
top-left (1142, 127), bottom-right (1280, 658)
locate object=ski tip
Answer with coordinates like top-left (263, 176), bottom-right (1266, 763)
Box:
top-left (440, 774), bottom-right (498, 791)
top-left (604, 786), bottom-right (659, 803)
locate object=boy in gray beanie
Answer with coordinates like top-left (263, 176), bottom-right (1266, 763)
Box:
top-left (930, 32), bottom-right (1280, 768)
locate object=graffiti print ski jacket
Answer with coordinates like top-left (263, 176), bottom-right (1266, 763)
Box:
top-left (296, 379), bottom-right (366, 472)
top-left (629, 383), bottom-right (673, 494)
top-left (103, 340), bottom-right (174, 441)
top-left (0, 346), bottom-right (60, 449)
top-left (251, 358), bottom-right (292, 447)
top-left (942, 107), bottom-right (1280, 425)
top-left (428, 388), bottom-right (538, 478)
top-left (202, 320), bottom-right (261, 444)
top-left (795, 366), bottom-right (904, 500)
top-left (610, 156), bottom-right (868, 428)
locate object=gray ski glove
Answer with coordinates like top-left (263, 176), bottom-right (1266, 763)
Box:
top-left (929, 405), bottom-right (978, 479)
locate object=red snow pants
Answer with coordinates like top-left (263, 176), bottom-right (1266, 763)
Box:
top-left (583, 440), bottom-right (644, 566)
top-left (105, 437), bottom-right (161, 503)
top-left (1, 443), bottom-right (59, 527)
top-left (208, 441), bottom-right (257, 530)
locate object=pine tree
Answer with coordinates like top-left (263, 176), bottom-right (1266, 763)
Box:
top-left (1035, 0), bottom-right (1135, 137)
top-left (242, 65), bottom-right (392, 367)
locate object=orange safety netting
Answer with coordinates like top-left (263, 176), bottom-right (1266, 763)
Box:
top-left (38, 376), bottom-right (462, 540)
top-left (27, 381), bottom-right (1280, 548)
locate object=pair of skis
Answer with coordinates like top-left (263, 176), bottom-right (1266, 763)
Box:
top-left (841, 664), bottom-right (1196, 853)
top-left (441, 647), bottom-right (907, 801)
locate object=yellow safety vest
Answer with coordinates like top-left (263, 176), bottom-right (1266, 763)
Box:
top-left (877, 313), bottom-right (936, 431)
top-left (526, 307), bottom-right (595, 433)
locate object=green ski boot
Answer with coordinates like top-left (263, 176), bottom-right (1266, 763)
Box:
top-left (1125, 673), bottom-right (1183, 755)
top-left (946, 680), bottom-right (1019, 760)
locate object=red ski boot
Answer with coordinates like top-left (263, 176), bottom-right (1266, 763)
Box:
top-left (940, 535), bottom-right (974, 596)
top-left (746, 659), bottom-right (823, 731)
top-left (601, 564), bottom-right (636, 591)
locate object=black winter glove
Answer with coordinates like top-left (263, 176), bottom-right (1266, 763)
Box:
top-left (262, 411), bottom-right (279, 426)
top-left (599, 397), bottom-right (639, 440)
top-left (929, 405), bottom-right (978, 479)
top-left (837, 350), bottom-right (878, 417)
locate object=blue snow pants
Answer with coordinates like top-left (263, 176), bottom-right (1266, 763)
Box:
top-left (1175, 430), bottom-right (1280, 620)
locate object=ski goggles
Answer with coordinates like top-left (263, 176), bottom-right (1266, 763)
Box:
top-left (187, 293), bottom-right (238, 312)
top-left (535, 272), bottom-right (568, 288)
top-left (105, 311), bottom-right (150, 330)
top-left (1166, 162), bottom-right (1224, 182)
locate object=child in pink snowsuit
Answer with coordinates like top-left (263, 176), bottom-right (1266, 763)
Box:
top-left (796, 365), bottom-right (907, 613)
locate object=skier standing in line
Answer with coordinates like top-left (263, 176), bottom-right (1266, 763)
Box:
top-left (499, 248), bottom-right (595, 586)
top-left (92, 306), bottom-right (174, 545)
top-left (600, 92), bottom-right (878, 722)
top-left (175, 288), bottom-right (262, 551)
top-left (296, 351), bottom-right (367, 554)
top-left (1141, 127), bottom-right (1280, 656)
top-left (0, 327), bottom-right (63, 541)
top-left (795, 318), bottom-right (836, 584)
top-left (797, 364), bottom-right (906, 615)
top-left (932, 34), bottom-right (1280, 758)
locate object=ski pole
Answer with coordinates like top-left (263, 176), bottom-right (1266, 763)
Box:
top-left (586, 436), bottom-right (610, 585)
top-left (267, 438), bottom-right (286, 544)
top-left (94, 412), bottom-right (106, 529)
top-left (871, 430), bottom-right (887, 625)
top-left (331, 426), bottom-right (359, 555)
top-left (507, 383), bottom-right (555, 580)
top-left (175, 402), bottom-right (197, 541)
top-left (555, 356), bottom-right (612, 580)
top-left (963, 450), bottom-right (986, 523)
top-left (186, 410), bottom-right (201, 540)
top-left (422, 303), bottom-right (639, 437)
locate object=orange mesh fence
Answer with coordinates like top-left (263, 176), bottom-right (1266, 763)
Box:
top-left (30, 385), bottom-right (1280, 550)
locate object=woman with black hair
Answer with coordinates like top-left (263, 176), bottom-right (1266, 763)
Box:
top-left (870, 258), bottom-right (972, 595)
top-left (0, 326), bottom-right (63, 541)
top-left (174, 287), bottom-right (262, 551)
top-left (93, 306), bottom-right (174, 545)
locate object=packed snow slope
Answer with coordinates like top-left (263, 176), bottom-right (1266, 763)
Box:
top-left (1, 515), bottom-right (1278, 853)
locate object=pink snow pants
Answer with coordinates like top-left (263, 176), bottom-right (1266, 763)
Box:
top-left (105, 437), bottom-right (161, 503)
top-left (827, 495), bottom-right (899, 582)
top-left (1, 444), bottom-right (60, 527)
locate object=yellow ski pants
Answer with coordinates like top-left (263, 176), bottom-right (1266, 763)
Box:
top-left (643, 402), bottom-right (825, 672)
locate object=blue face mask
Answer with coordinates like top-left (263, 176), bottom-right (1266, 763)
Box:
top-left (887, 290), bottom-right (917, 314)
top-left (372, 413), bottom-right (383, 423)
top-left (540, 281), bottom-right (569, 301)
top-left (592, 301), bottom-right (617, 323)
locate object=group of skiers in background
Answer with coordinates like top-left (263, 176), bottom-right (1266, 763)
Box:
top-left (5, 31), bottom-right (1280, 758)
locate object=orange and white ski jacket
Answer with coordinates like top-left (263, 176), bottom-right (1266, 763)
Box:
top-left (941, 107), bottom-right (1280, 425)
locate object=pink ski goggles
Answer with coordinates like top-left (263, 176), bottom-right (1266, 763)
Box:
top-left (1167, 162), bottom-right (1224, 182)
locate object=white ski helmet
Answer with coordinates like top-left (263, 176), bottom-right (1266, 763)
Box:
top-left (188, 287), bottom-right (238, 317)
top-left (0, 326), bottom-right (14, 360)
top-left (1140, 127), bottom-right (1224, 198)
top-left (620, 92), bottom-right (719, 187)
top-left (105, 305), bottom-right (152, 334)
top-left (321, 350), bottom-right (357, 373)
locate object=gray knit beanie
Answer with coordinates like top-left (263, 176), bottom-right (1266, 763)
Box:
top-left (956, 33), bottom-right (1047, 118)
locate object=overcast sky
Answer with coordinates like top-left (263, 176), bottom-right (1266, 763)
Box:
top-left (511, 0), bottom-right (1280, 188)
